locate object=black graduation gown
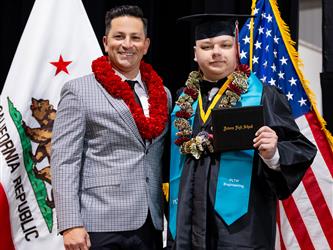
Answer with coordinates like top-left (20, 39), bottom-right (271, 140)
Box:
top-left (172, 85), bottom-right (317, 250)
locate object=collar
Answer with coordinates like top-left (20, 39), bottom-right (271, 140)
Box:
top-left (114, 69), bottom-right (145, 90)
top-left (200, 77), bottom-right (227, 96)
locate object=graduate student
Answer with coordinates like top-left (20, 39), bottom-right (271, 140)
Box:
top-left (168, 14), bottom-right (317, 249)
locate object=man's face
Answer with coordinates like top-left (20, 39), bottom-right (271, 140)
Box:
top-left (194, 35), bottom-right (238, 81)
top-left (103, 16), bottom-right (150, 78)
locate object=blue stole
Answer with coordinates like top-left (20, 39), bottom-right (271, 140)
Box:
top-left (169, 73), bottom-right (263, 239)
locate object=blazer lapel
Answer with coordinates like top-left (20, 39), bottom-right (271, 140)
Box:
top-left (95, 81), bottom-right (145, 146)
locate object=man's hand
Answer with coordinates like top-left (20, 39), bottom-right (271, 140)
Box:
top-left (62, 227), bottom-right (91, 250)
top-left (253, 126), bottom-right (278, 159)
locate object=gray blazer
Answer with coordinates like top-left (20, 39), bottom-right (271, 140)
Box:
top-left (51, 73), bottom-right (171, 233)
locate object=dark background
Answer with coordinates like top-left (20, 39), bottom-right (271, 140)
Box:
top-left (321, 0), bottom-right (333, 133)
top-left (0, 0), bottom-right (299, 97)
top-left (6, 1), bottom-right (333, 135)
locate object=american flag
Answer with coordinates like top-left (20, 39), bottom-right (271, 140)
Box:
top-left (239, 0), bottom-right (333, 249)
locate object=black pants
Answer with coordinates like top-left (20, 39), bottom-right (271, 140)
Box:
top-left (89, 214), bottom-right (163, 250)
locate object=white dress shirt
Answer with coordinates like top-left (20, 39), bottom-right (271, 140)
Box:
top-left (114, 70), bottom-right (150, 117)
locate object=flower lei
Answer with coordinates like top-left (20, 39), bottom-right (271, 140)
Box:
top-left (174, 65), bottom-right (250, 159)
top-left (92, 56), bottom-right (168, 140)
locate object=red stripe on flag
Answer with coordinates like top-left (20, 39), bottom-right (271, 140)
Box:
top-left (0, 183), bottom-right (15, 250)
top-left (306, 111), bottom-right (333, 178)
top-left (276, 202), bottom-right (286, 250)
top-left (302, 168), bottom-right (333, 248)
top-left (282, 196), bottom-right (315, 250)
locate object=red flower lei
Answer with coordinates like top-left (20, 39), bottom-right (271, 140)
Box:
top-left (92, 56), bottom-right (168, 140)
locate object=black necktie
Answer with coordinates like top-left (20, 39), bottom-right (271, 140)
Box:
top-left (126, 80), bottom-right (142, 107)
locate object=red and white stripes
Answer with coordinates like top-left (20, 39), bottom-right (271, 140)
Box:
top-left (276, 111), bottom-right (333, 250)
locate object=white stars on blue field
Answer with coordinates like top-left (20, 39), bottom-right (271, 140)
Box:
top-left (239, 0), bottom-right (310, 118)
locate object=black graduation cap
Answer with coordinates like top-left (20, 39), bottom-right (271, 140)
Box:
top-left (177, 14), bottom-right (253, 41)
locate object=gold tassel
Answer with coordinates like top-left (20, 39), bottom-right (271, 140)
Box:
top-left (162, 182), bottom-right (169, 202)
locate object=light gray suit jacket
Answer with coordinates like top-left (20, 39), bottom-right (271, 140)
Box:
top-left (51, 73), bottom-right (171, 233)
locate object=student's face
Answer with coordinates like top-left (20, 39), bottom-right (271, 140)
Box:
top-left (194, 35), bottom-right (238, 81)
top-left (103, 16), bottom-right (150, 78)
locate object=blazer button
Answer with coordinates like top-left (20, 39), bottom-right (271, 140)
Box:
top-left (146, 177), bottom-right (149, 183)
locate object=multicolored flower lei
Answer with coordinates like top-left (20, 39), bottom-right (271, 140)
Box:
top-left (174, 66), bottom-right (250, 159)
top-left (92, 56), bottom-right (168, 140)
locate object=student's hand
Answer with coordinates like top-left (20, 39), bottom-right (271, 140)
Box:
top-left (63, 227), bottom-right (91, 250)
top-left (253, 126), bottom-right (278, 159)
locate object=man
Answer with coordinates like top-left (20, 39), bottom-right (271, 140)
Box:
top-left (51, 5), bottom-right (171, 250)
top-left (168, 14), bottom-right (317, 249)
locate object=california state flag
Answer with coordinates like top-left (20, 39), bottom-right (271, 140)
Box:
top-left (0, 0), bottom-right (102, 249)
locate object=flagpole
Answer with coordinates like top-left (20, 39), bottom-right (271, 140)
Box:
top-left (249, 0), bottom-right (257, 70)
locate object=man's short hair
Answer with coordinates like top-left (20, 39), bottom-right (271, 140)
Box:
top-left (105, 5), bottom-right (148, 36)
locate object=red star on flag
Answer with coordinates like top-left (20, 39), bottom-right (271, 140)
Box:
top-left (50, 55), bottom-right (72, 75)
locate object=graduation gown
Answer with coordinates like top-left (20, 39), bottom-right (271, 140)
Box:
top-left (171, 80), bottom-right (317, 250)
